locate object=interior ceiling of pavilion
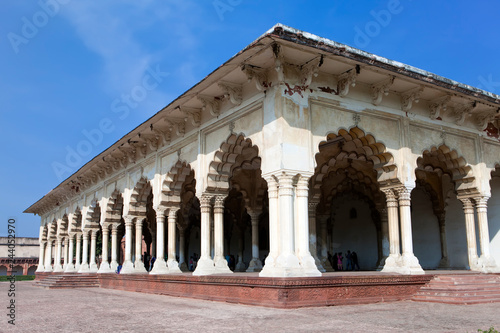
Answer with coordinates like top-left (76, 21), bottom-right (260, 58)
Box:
top-left (26, 24), bottom-right (500, 217)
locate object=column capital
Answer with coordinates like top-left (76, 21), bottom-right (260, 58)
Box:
top-left (214, 194), bottom-right (226, 207)
top-left (474, 196), bottom-right (489, 208)
top-left (396, 186), bottom-right (411, 206)
top-left (296, 175), bottom-right (309, 198)
top-left (459, 197), bottom-right (474, 213)
top-left (277, 172), bottom-right (294, 196)
top-left (123, 215), bottom-right (134, 226)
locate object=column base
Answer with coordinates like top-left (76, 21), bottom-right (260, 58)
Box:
top-left (259, 254), bottom-right (277, 277)
top-left (263, 252), bottom-right (310, 277)
top-left (215, 257), bottom-right (233, 274)
top-left (150, 259), bottom-right (169, 274)
top-left (110, 261), bottom-right (118, 272)
top-left (246, 258), bottom-right (263, 272)
top-left (89, 263), bottom-right (99, 273)
top-left (400, 253), bottom-right (424, 274)
top-left (179, 262), bottom-right (189, 272)
top-left (320, 257), bottom-right (334, 272)
top-left (167, 260), bottom-right (183, 274)
top-left (478, 255), bottom-right (500, 273)
top-left (53, 264), bottom-right (64, 273)
top-left (313, 255), bottom-right (325, 273)
top-left (78, 263), bottom-right (90, 273)
top-left (381, 254), bottom-right (403, 273)
top-left (44, 266), bottom-right (53, 273)
top-left (119, 260), bottom-right (135, 274)
top-left (193, 257), bottom-right (216, 276)
top-left (97, 262), bottom-right (114, 273)
top-left (36, 265), bottom-right (45, 273)
top-left (299, 254), bottom-right (322, 277)
top-left (133, 261), bottom-right (148, 274)
top-left (376, 256), bottom-right (388, 270)
top-left (235, 260), bottom-right (246, 272)
top-left (64, 264), bottom-right (76, 273)
top-left (75, 264), bottom-right (81, 272)
top-left (437, 256), bottom-right (450, 269)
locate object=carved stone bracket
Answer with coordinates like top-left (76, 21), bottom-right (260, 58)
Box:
top-left (401, 86), bottom-right (423, 112)
top-left (178, 106), bottom-right (201, 127)
top-left (218, 81), bottom-right (242, 106)
top-left (164, 117), bottom-right (187, 137)
top-left (429, 95), bottom-right (451, 120)
top-left (130, 141), bottom-right (147, 158)
top-left (337, 67), bottom-right (358, 97)
top-left (198, 95), bottom-right (221, 117)
top-left (272, 43), bottom-right (285, 84)
top-left (118, 146), bottom-right (136, 164)
top-left (301, 55), bottom-right (323, 86)
top-left (241, 64), bottom-right (268, 91)
top-left (153, 128), bottom-right (171, 146)
top-left (474, 112), bottom-right (496, 131)
top-left (371, 76), bottom-right (394, 105)
top-left (452, 102), bottom-right (476, 125)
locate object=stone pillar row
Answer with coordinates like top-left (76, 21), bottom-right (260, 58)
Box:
top-left (380, 186), bottom-right (424, 275)
top-left (459, 196), bottom-right (498, 273)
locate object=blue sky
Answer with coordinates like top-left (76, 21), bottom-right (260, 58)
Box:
top-left (1, 0), bottom-right (499, 237)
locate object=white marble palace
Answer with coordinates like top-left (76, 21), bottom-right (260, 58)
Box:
top-left (26, 25), bottom-right (500, 278)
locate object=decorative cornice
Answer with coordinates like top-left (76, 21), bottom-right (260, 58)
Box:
top-left (198, 95), bottom-right (221, 117)
top-left (337, 67), bottom-right (359, 97)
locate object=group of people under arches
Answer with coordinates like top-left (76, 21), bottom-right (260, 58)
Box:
top-left (328, 250), bottom-right (360, 271)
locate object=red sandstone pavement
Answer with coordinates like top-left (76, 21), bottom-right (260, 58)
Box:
top-left (1, 281), bottom-right (499, 332)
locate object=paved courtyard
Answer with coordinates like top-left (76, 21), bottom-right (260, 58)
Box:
top-left (1, 281), bottom-right (499, 332)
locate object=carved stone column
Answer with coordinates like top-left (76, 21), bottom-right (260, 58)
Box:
top-left (98, 226), bottom-right (113, 273)
top-left (436, 212), bottom-right (449, 269)
top-left (275, 173), bottom-right (301, 276)
top-left (36, 241), bottom-right (46, 272)
top-left (246, 209), bottom-right (263, 272)
top-left (167, 208), bottom-right (182, 274)
top-left (459, 197), bottom-right (479, 270)
top-left (318, 215), bottom-right (334, 271)
top-left (308, 200), bottom-right (325, 272)
top-left (151, 210), bottom-right (169, 274)
top-left (235, 226), bottom-right (246, 272)
top-left (381, 189), bottom-right (401, 273)
top-left (260, 175), bottom-right (279, 277)
top-left (44, 239), bottom-right (53, 272)
top-left (78, 231), bottom-right (90, 272)
top-left (377, 207), bottom-right (391, 270)
top-left (133, 218), bottom-right (147, 273)
top-left (178, 226), bottom-right (188, 272)
top-left (214, 194), bottom-right (232, 273)
top-left (110, 224), bottom-right (119, 272)
top-left (75, 233), bottom-right (82, 271)
top-left (53, 237), bottom-right (64, 272)
top-left (120, 216), bottom-right (135, 274)
top-left (295, 175), bottom-right (321, 276)
top-left (193, 194), bottom-right (216, 275)
top-left (63, 237), bottom-right (69, 270)
top-left (65, 234), bottom-right (76, 272)
top-left (89, 229), bottom-right (99, 272)
top-left (397, 187), bottom-right (424, 274)
top-left (474, 196), bottom-right (498, 272)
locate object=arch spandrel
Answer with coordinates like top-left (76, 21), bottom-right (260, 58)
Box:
top-left (206, 133), bottom-right (262, 194)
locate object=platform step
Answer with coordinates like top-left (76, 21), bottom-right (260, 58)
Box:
top-left (34, 273), bottom-right (99, 289)
top-left (412, 274), bottom-right (500, 305)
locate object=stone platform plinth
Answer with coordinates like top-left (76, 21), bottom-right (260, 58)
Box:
top-left (98, 272), bottom-right (432, 308)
